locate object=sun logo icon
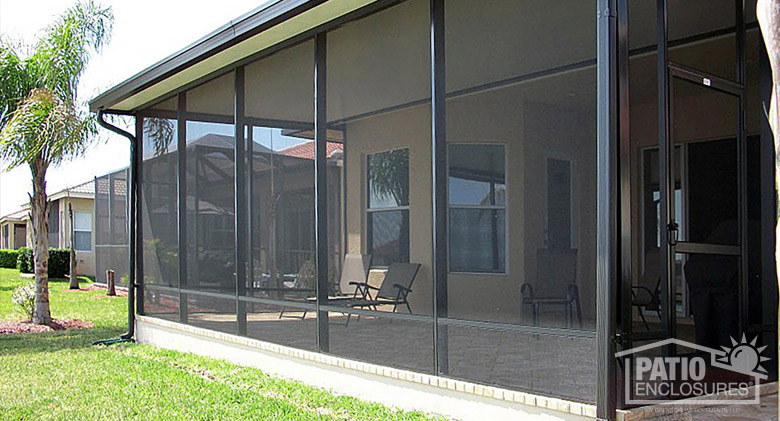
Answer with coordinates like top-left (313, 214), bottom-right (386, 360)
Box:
top-left (716, 335), bottom-right (771, 377)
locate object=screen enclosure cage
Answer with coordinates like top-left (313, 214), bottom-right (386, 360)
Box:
top-left (91, 0), bottom-right (778, 418)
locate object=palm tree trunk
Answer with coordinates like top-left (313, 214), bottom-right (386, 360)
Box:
top-left (30, 162), bottom-right (51, 325)
top-left (756, 0), bottom-right (780, 399)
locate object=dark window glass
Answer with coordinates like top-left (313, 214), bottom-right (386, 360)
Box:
top-left (73, 211), bottom-right (91, 251)
top-left (74, 231), bottom-right (91, 251)
top-left (366, 148), bottom-right (410, 266)
top-left (367, 209), bottom-right (410, 266)
top-left (449, 209), bottom-right (505, 273)
top-left (448, 144), bottom-right (505, 273)
top-left (448, 144), bottom-right (505, 206)
top-left (368, 149), bottom-right (409, 208)
top-left (48, 201), bottom-right (59, 248)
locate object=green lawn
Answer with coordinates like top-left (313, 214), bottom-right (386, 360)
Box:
top-left (0, 269), bottom-right (440, 420)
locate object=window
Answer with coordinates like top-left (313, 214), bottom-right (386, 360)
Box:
top-left (366, 148), bottom-right (410, 266)
top-left (2, 225), bottom-right (8, 248)
top-left (74, 211), bottom-right (92, 251)
top-left (448, 144), bottom-right (506, 273)
top-left (49, 201), bottom-right (59, 248)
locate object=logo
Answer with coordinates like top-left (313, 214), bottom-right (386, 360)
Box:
top-left (616, 335), bottom-right (770, 405)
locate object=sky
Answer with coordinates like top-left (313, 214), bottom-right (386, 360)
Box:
top-left (0, 0), bottom-right (269, 215)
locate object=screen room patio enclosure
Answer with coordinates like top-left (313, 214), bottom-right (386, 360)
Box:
top-left (91, 0), bottom-right (778, 418)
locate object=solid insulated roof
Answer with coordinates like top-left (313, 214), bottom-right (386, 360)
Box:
top-left (89, 0), bottom-right (377, 113)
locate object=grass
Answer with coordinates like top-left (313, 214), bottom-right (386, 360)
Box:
top-left (0, 269), bottom-right (441, 420)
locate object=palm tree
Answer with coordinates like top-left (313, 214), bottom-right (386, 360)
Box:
top-left (0, 1), bottom-right (113, 325)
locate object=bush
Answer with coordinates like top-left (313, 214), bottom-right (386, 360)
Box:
top-left (0, 249), bottom-right (18, 268)
top-left (15, 247), bottom-right (70, 278)
top-left (48, 248), bottom-right (70, 279)
top-left (11, 283), bottom-right (35, 320)
top-left (17, 247), bottom-right (32, 273)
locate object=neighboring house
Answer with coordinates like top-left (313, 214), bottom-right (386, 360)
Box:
top-left (0, 168), bottom-right (130, 279)
top-left (89, 1), bottom-right (778, 420)
top-left (17, 179), bottom-right (97, 277)
top-left (0, 209), bottom-right (28, 250)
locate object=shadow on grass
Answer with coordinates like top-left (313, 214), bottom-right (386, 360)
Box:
top-left (0, 327), bottom-right (125, 357)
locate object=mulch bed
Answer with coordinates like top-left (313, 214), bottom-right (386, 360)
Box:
top-left (0, 319), bottom-right (92, 335)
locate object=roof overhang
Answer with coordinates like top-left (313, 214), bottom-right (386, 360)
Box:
top-left (90, 0), bottom-right (379, 113)
top-left (49, 192), bottom-right (94, 202)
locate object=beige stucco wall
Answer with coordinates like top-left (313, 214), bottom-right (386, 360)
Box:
top-left (343, 79), bottom-right (598, 324)
top-left (444, 89), bottom-right (525, 323)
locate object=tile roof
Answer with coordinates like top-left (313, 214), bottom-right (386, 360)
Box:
top-left (278, 141), bottom-right (343, 160)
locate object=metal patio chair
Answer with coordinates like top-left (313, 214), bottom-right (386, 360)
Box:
top-left (346, 262), bottom-right (421, 325)
top-left (520, 248), bottom-right (581, 328)
top-left (632, 248), bottom-right (663, 331)
top-left (292, 254), bottom-right (373, 320)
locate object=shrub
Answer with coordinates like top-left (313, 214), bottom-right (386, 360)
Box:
top-left (11, 284), bottom-right (35, 320)
top-left (0, 249), bottom-right (18, 268)
top-left (15, 247), bottom-right (70, 278)
top-left (16, 247), bottom-right (32, 273)
top-left (48, 248), bottom-right (70, 279)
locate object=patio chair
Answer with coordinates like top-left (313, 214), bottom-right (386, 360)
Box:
top-left (300, 254), bottom-right (372, 304)
top-left (346, 262), bottom-right (421, 325)
top-left (520, 248), bottom-right (581, 328)
top-left (278, 260), bottom-right (315, 319)
top-left (291, 254), bottom-right (373, 320)
top-left (332, 253), bottom-right (373, 301)
top-left (632, 248), bottom-right (662, 331)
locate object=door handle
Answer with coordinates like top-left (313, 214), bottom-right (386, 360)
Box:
top-left (667, 222), bottom-right (679, 246)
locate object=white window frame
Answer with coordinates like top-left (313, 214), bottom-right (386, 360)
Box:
top-left (73, 211), bottom-right (92, 251)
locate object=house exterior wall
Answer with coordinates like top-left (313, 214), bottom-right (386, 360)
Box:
top-left (61, 197), bottom-right (96, 277)
top-left (23, 197), bottom-right (97, 277)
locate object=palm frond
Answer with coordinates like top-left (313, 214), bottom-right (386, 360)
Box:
top-left (0, 1), bottom-right (113, 172)
top-left (34, 0), bottom-right (113, 106)
top-left (0, 88), bottom-right (93, 171)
